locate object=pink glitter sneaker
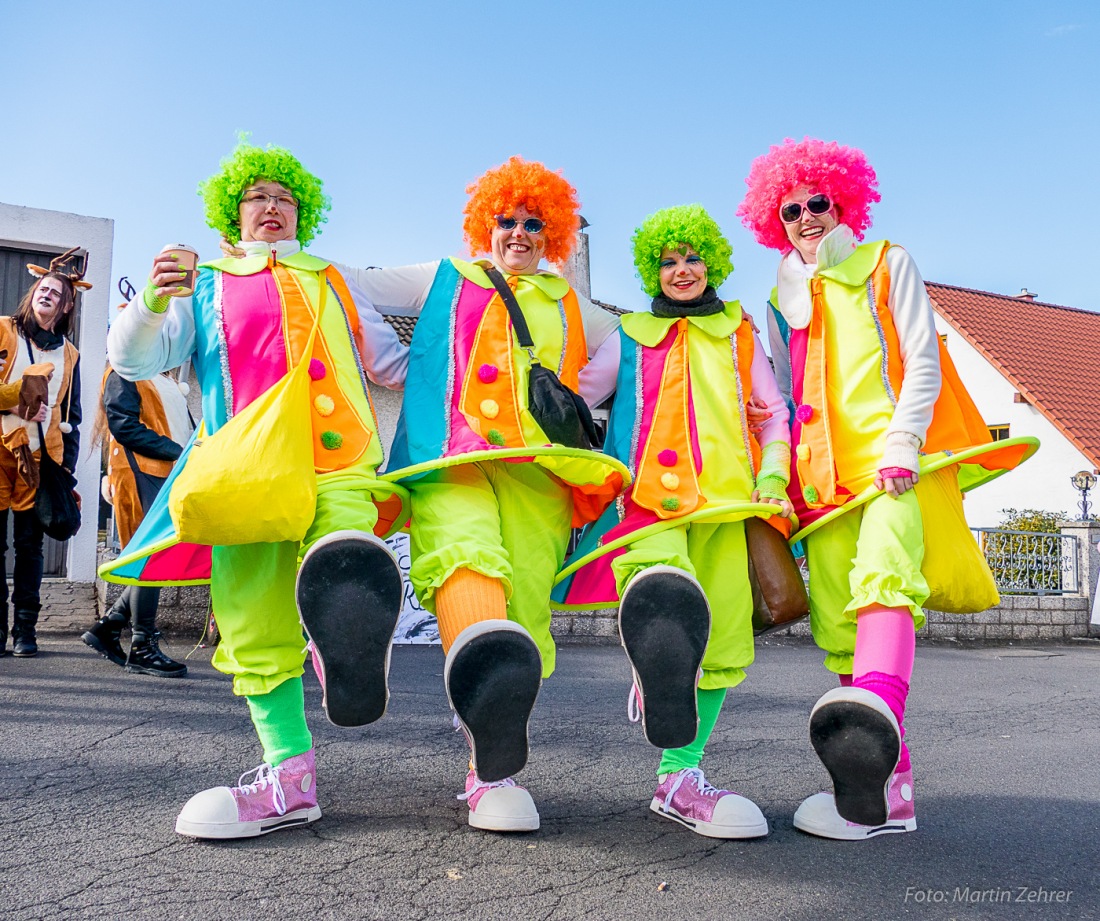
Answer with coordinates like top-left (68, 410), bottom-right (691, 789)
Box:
top-left (175, 749), bottom-right (321, 839)
top-left (458, 768), bottom-right (539, 832)
top-left (793, 768), bottom-right (917, 840)
top-left (650, 768), bottom-right (768, 839)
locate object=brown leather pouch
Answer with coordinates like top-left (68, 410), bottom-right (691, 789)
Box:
top-left (746, 516), bottom-right (810, 635)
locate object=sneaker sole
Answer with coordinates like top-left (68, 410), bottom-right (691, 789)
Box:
top-left (619, 567), bottom-right (710, 750)
top-left (649, 799), bottom-right (768, 839)
top-left (175, 805), bottom-right (322, 839)
top-left (447, 622), bottom-right (541, 784)
top-left (125, 664), bottom-right (188, 678)
top-left (297, 531), bottom-right (403, 727)
top-left (81, 632), bottom-right (128, 667)
top-left (793, 811), bottom-right (917, 841)
top-left (809, 691), bottom-right (900, 827)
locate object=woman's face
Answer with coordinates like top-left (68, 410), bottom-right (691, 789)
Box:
top-left (238, 179), bottom-right (299, 244)
top-left (658, 244), bottom-right (708, 301)
top-left (490, 204), bottom-right (546, 275)
top-left (780, 185), bottom-right (839, 264)
top-left (32, 276), bottom-right (71, 331)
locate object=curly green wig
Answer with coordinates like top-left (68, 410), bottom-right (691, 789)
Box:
top-left (631, 204), bottom-right (733, 298)
top-left (198, 139), bottom-right (331, 246)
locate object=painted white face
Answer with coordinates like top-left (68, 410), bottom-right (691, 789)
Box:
top-left (490, 204), bottom-right (546, 275)
top-left (658, 244), bottom-right (708, 301)
top-left (780, 185), bottom-right (839, 264)
top-left (32, 276), bottom-right (70, 330)
top-left (238, 180), bottom-right (299, 244)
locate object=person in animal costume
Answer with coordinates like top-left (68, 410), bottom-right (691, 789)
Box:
top-left (553, 205), bottom-right (792, 838)
top-left (103, 140), bottom-right (411, 839)
top-left (738, 138), bottom-right (1037, 840)
top-left (338, 157), bottom-right (628, 832)
top-left (0, 250), bottom-right (85, 657)
top-left (83, 288), bottom-right (193, 678)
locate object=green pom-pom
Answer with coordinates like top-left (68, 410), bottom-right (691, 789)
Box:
top-left (803, 485), bottom-right (819, 504)
top-left (661, 497), bottom-right (681, 511)
top-left (321, 430), bottom-right (344, 450)
top-left (487, 429), bottom-right (506, 447)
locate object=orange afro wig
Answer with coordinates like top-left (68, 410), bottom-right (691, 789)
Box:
top-left (463, 156), bottom-right (581, 265)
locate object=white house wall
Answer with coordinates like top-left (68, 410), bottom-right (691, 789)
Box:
top-left (934, 314), bottom-right (1094, 526)
top-left (0, 202), bottom-right (113, 583)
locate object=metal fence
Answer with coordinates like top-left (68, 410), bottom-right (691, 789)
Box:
top-left (972, 528), bottom-right (1079, 595)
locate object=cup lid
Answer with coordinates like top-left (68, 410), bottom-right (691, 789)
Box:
top-left (160, 243), bottom-right (199, 255)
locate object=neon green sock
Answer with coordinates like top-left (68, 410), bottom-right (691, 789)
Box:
top-left (245, 676), bottom-right (313, 766)
top-left (657, 686), bottom-right (728, 776)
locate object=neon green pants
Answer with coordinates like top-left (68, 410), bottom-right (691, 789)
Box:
top-left (611, 520), bottom-right (752, 691)
top-left (407, 461), bottom-right (573, 678)
top-left (805, 490), bottom-right (928, 675)
top-left (210, 468), bottom-right (385, 698)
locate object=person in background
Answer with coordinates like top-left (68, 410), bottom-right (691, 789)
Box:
top-left (0, 250), bottom-right (84, 657)
top-left (82, 341), bottom-right (193, 677)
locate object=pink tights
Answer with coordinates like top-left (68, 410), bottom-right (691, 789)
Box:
top-left (840, 605), bottom-right (916, 772)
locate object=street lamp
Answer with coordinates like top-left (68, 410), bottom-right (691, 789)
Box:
top-left (1071, 470), bottom-right (1097, 520)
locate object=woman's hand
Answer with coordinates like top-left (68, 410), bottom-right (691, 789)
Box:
top-left (29, 404), bottom-right (48, 424)
top-left (874, 468), bottom-right (919, 497)
top-left (752, 489), bottom-right (793, 518)
top-left (149, 253), bottom-right (191, 298)
top-left (745, 395), bottom-right (772, 436)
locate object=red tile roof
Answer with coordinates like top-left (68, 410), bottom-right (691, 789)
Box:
top-left (927, 282), bottom-right (1100, 467)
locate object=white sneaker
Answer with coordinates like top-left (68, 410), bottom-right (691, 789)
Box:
top-left (459, 769), bottom-right (539, 832)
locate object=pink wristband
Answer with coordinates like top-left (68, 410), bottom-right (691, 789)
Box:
top-left (879, 466), bottom-right (916, 480)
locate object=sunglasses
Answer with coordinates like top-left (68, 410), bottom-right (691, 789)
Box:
top-left (779, 193), bottom-right (833, 224)
top-left (495, 215), bottom-right (545, 234)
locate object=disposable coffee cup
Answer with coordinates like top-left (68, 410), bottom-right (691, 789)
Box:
top-left (160, 244), bottom-right (199, 297)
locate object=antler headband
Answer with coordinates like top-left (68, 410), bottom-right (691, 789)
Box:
top-left (26, 246), bottom-right (93, 290)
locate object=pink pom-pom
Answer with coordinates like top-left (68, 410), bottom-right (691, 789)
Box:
top-left (795, 404), bottom-right (813, 424)
top-left (308, 359), bottom-right (326, 381)
top-left (658, 449), bottom-right (678, 467)
top-left (478, 363), bottom-right (499, 384)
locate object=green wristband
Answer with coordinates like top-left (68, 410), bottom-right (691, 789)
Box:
top-left (755, 474), bottom-right (789, 502)
top-left (143, 281), bottom-right (171, 314)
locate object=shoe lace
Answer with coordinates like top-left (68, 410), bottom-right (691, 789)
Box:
top-left (627, 682), bottom-right (642, 724)
top-left (662, 768), bottom-right (718, 811)
top-left (237, 762), bottom-right (287, 816)
top-left (457, 775), bottom-right (516, 802)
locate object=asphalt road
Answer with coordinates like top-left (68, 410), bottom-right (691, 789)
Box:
top-left (2, 637), bottom-right (1097, 921)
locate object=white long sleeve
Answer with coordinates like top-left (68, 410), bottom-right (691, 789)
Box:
top-left (336, 261), bottom-right (440, 316)
top-left (107, 296), bottom-right (196, 381)
top-left (342, 274), bottom-right (409, 390)
top-left (884, 246), bottom-right (941, 444)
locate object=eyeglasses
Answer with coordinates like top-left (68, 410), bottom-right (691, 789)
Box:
top-left (779, 193), bottom-right (833, 224)
top-left (241, 190), bottom-right (299, 210)
top-left (495, 214), bottom-right (545, 234)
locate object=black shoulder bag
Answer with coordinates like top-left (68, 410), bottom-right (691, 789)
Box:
top-left (24, 337), bottom-right (81, 541)
top-left (483, 265), bottom-right (602, 451)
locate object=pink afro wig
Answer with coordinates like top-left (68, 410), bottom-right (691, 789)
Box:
top-left (737, 138), bottom-right (880, 253)
top-left (463, 156), bottom-right (580, 265)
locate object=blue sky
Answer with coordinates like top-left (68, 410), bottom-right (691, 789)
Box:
top-left (1, 1), bottom-right (1095, 330)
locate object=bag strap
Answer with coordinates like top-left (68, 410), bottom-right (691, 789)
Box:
top-left (483, 264), bottom-right (538, 360)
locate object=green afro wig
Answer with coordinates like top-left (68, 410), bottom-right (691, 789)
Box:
top-left (198, 138), bottom-right (331, 246)
top-left (631, 204), bottom-right (733, 298)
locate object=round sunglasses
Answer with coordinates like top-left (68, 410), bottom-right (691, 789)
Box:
top-left (495, 215), bottom-right (545, 234)
top-left (779, 193), bottom-right (832, 224)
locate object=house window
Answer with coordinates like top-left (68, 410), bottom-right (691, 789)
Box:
top-left (939, 333), bottom-right (948, 345)
top-left (989, 425), bottom-right (1011, 441)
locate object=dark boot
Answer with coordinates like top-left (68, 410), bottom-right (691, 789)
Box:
top-left (126, 631), bottom-right (187, 678)
top-left (0, 610), bottom-right (8, 656)
top-left (81, 611), bottom-right (129, 667)
top-left (11, 611), bottom-right (38, 658)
